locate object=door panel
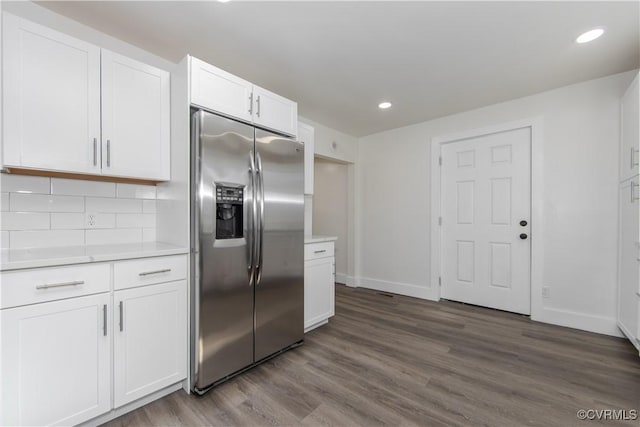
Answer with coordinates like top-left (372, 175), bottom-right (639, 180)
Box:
top-left (194, 111), bottom-right (255, 389)
top-left (441, 127), bottom-right (531, 315)
top-left (254, 129), bottom-right (304, 361)
top-left (2, 13), bottom-right (100, 173)
top-left (113, 281), bottom-right (187, 407)
top-left (1, 294), bottom-right (110, 426)
top-left (617, 178), bottom-right (639, 340)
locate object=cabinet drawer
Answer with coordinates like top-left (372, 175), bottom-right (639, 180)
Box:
top-left (114, 255), bottom-right (187, 290)
top-left (1, 263), bottom-right (110, 309)
top-left (304, 242), bottom-right (334, 261)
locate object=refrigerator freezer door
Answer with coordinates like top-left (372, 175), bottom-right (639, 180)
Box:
top-left (254, 129), bottom-right (305, 361)
top-left (194, 111), bottom-right (256, 390)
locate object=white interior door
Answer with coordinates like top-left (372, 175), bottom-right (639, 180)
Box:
top-left (441, 127), bottom-right (531, 315)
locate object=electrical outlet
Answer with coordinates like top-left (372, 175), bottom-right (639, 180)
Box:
top-left (86, 213), bottom-right (98, 228)
top-left (542, 287), bottom-right (551, 298)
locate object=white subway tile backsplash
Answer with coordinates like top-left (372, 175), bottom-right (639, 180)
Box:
top-left (50, 213), bottom-right (84, 230)
top-left (10, 193), bottom-right (84, 212)
top-left (51, 178), bottom-right (116, 198)
top-left (143, 200), bottom-right (157, 213)
top-left (86, 228), bottom-right (142, 245)
top-left (86, 197), bottom-right (142, 213)
top-left (1, 212), bottom-right (50, 231)
top-left (0, 174), bottom-right (50, 194)
top-left (1, 177), bottom-right (159, 249)
top-left (116, 213), bottom-right (155, 228)
top-left (143, 228), bottom-right (156, 242)
top-left (10, 230), bottom-right (84, 249)
top-left (116, 183), bottom-right (157, 199)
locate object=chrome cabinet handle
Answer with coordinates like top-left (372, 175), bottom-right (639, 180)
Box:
top-left (119, 301), bottom-right (124, 332)
top-left (103, 304), bottom-right (108, 336)
top-left (256, 95), bottom-right (261, 118)
top-left (631, 148), bottom-right (639, 169)
top-left (93, 138), bottom-right (98, 166)
top-left (138, 268), bottom-right (171, 276)
top-left (248, 92), bottom-right (253, 115)
top-left (631, 182), bottom-right (639, 202)
top-left (106, 140), bottom-right (111, 167)
top-left (36, 280), bottom-right (84, 290)
top-left (314, 250), bottom-right (327, 254)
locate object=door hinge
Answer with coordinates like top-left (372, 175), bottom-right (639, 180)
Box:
top-left (438, 277), bottom-right (442, 286)
top-left (438, 217), bottom-right (442, 226)
top-left (438, 156), bottom-right (442, 166)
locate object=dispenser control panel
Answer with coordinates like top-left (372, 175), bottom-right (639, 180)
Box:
top-left (216, 186), bottom-right (243, 204)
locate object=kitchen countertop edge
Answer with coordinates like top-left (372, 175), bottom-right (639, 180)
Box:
top-left (305, 235), bottom-right (338, 244)
top-left (1, 243), bottom-right (189, 272)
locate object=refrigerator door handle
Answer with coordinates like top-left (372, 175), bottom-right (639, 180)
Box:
top-left (249, 151), bottom-right (257, 286)
top-left (256, 152), bottom-right (265, 285)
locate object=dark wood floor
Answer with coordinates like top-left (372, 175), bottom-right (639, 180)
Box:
top-left (105, 285), bottom-right (640, 427)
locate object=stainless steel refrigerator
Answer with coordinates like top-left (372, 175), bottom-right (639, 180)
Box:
top-left (190, 109), bottom-right (304, 394)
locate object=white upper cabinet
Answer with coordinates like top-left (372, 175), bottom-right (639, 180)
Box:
top-left (101, 50), bottom-right (170, 181)
top-left (190, 56), bottom-right (253, 123)
top-left (189, 56), bottom-right (298, 137)
top-left (298, 121), bottom-right (315, 195)
top-left (2, 13), bottom-right (101, 174)
top-left (1, 13), bottom-right (171, 182)
top-left (252, 85), bottom-right (298, 137)
top-left (620, 72), bottom-right (639, 183)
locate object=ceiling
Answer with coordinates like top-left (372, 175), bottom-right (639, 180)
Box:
top-left (35, 1), bottom-right (640, 137)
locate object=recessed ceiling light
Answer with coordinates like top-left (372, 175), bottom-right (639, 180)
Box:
top-left (378, 101), bottom-right (392, 109)
top-left (576, 28), bottom-right (604, 44)
top-left (218, 0), bottom-right (230, 3)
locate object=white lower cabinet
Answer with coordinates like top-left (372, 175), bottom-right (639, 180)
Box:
top-left (304, 240), bottom-right (336, 332)
top-left (1, 294), bottom-right (111, 426)
top-left (0, 254), bottom-right (188, 426)
top-left (113, 280), bottom-right (187, 407)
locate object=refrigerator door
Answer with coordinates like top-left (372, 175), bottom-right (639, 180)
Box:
top-left (254, 129), bottom-right (304, 361)
top-left (193, 110), bottom-right (256, 390)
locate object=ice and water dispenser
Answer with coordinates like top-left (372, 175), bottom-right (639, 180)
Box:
top-left (215, 185), bottom-right (243, 239)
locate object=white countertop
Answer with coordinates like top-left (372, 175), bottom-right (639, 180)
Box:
top-left (305, 235), bottom-right (338, 244)
top-left (1, 242), bottom-right (189, 271)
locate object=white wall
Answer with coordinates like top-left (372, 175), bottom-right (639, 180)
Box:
top-left (299, 116), bottom-right (358, 163)
top-left (313, 159), bottom-right (349, 279)
top-left (357, 70), bottom-right (638, 336)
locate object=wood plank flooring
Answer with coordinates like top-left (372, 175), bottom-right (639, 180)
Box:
top-left (104, 285), bottom-right (640, 427)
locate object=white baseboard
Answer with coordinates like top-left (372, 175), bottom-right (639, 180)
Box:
top-left (353, 276), bottom-right (439, 301)
top-left (532, 307), bottom-right (623, 337)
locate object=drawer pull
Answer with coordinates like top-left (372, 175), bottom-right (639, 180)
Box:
top-left (314, 250), bottom-right (327, 254)
top-left (35, 280), bottom-right (85, 290)
top-left (138, 268), bottom-right (172, 276)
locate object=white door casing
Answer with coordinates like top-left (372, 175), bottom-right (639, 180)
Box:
top-left (440, 127), bottom-right (531, 314)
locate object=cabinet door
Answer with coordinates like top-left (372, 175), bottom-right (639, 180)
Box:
top-left (304, 256), bottom-right (335, 332)
top-left (1, 294), bottom-right (110, 426)
top-left (190, 56), bottom-right (253, 123)
top-left (113, 280), bottom-right (187, 408)
top-left (298, 121), bottom-right (315, 195)
top-left (2, 13), bottom-right (101, 174)
top-left (620, 72), bottom-right (640, 182)
top-left (253, 85), bottom-right (298, 137)
top-left (618, 178), bottom-right (639, 341)
top-left (101, 50), bottom-right (170, 181)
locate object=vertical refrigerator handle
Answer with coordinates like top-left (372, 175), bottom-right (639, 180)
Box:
top-left (248, 151), bottom-right (257, 286)
top-left (256, 152), bottom-right (265, 285)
